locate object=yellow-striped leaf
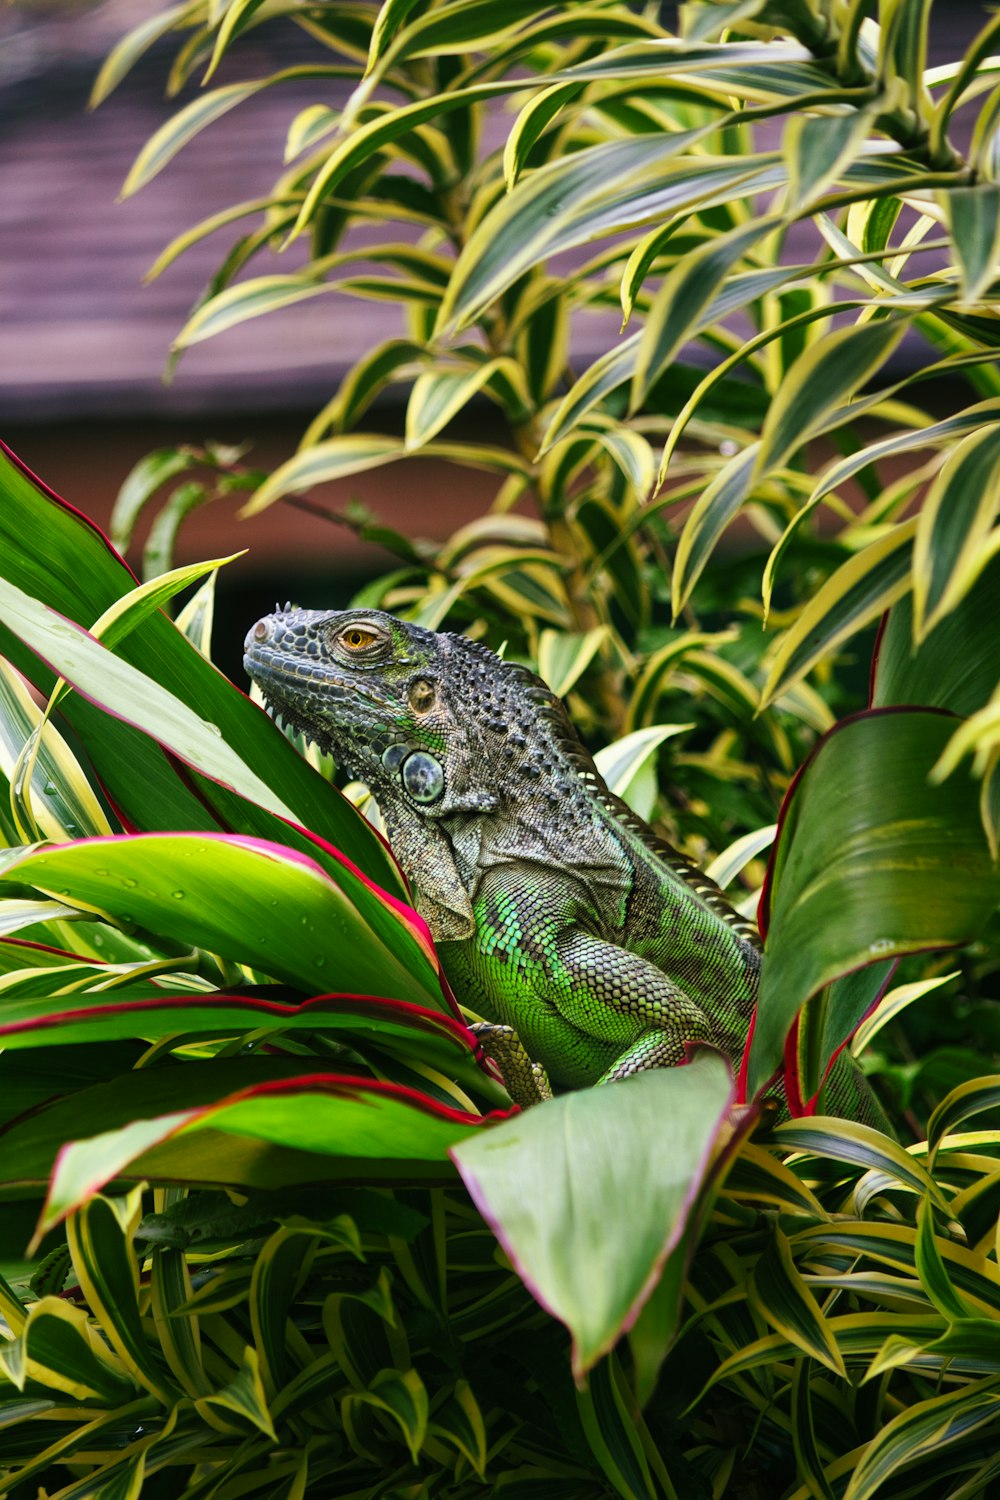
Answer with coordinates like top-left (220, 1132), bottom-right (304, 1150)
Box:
top-left (783, 102), bottom-right (882, 213)
top-left (405, 357), bottom-right (531, 449)
top-left (90, 1), bottom-right (201, 108)
top-left (843, 1380), bottom-right (1000, 1500)
top-left (67, 1190), bottom-right (174, 1401)
top-left (537, 627), bottom-right (609, 699)
top-left (749, 1227), bottom-right (846, 1376)
top-left (671, 445), bottom-right (758, 619)
top-left (632, 217), bottom-right (780, 407)
top-left (440, 139), bottom-right (781, 334)
top-left (941, 183), bottom-right (1000, 301)
top-left (285, 103), bottom-right (339, 163)
top-left (754, 317), bottom-right (910, 481)
top-left (911, 423), bottom-right (1000, 641)
top-left (758, 518), bottom-right (917, 710)
top-left (503, 81), bottom-right (582, 189)
top-left (122, 72), bottom-right (336, 197)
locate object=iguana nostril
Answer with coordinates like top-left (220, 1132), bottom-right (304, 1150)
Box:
top-left (253, 621), bottom-right (269, 642)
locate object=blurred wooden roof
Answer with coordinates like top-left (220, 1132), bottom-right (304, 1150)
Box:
top-left (0, 1), bottom-right (988, 424)
top-left (0, 3), bottom-right (380, 420)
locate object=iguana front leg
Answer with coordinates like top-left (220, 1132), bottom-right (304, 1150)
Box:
top-left (442, 872), bottom-right (716, 1093)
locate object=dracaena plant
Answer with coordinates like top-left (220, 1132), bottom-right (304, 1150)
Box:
top-left (101, 0), bottom-right (1000, 836)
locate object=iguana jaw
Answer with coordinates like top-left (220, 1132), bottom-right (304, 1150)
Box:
top-left (243, 606), bottom-right (451, 775)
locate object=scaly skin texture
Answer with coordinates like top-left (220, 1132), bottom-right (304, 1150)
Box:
top-left (244, 606), bottom-right (876, 1119)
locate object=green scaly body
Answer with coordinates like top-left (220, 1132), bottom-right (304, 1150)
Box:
top-left (244, 606), bottom-right (874, 1118)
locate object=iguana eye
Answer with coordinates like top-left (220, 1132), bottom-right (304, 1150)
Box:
top-left (342, 627), bottom-right (377, 650)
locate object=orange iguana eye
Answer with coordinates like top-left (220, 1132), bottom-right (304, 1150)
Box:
top-left (342, 627), bottom-right (376, 650)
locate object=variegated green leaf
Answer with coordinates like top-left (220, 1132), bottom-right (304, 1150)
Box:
top-left (850, 972), bottom-right (959, 1057)
top-left (405, 357), bottom-right (531, 449)
top-left (503, 81), bottom-right (582, 189)
top-left (593, 724), bottom-right (693, 821)
top-left (704, 824), bottom-right (777, 890)
top-left (754, 317), bottom-right (911, 481)
top-left (749, 1227), bottom-right (846, 1376)
top-left (843, 1381), bottom-right (1000, 1500)
top-left (537, 627), bottom-right (609, 699)
top-left (284, 103), bottom-right (339, 163)
top-left (783, 102), bottom-right (882, 213)
top-left (440, 139), bottom-right (783, 334)
top-left (758, 518), bottom-right (917, 710)
top-left (671, 445), bottom-right (758, 618)
top-left (122, 70), bottom-right (347, 196)
top-left (940, 183), bottom-right (1000, 301)
top-left (67, 1189), bottom-right (173, 1400)
top-left (89, 0), bottom-right (202, 108)
top-left (632, 218), bottom-right (780, 407)
top-left (911, 423), bottom-right (1000, 641)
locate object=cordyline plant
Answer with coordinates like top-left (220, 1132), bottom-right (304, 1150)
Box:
top-left (0, 0), bottom-right (999, 1493)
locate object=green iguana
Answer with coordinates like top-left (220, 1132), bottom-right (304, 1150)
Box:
top-left (244, 606), bottom-right (878, 1121)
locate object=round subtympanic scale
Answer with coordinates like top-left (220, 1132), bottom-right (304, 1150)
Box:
top-left (401, 750), bottom-right (444, 804)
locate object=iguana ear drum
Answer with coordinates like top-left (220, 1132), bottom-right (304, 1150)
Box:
top-left (401, 750), bottom-right (444, 804)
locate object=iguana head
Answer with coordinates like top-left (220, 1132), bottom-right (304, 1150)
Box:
top-left (244, 605), bottom-right (514, 817)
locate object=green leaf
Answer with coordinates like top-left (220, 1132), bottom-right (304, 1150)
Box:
top-left (927, 1076), bottom-right (1000, 1164)
top-left (2, 1296), bottom-right (137, 1404)
top-left (536, 628), bottom-right (609, 699)
top-left (850, 972), bottom-right (958, 1057)
top-left (763, 398), bottom-right (1000, 617)
top-left (452, 1054), bottom-right (735, 1378)
top-left (440, 138), bottom-right (782, 333)
top-left (110, 448), bottom-right (195, 553)
top-left (842, 1381), bottom-right (1000, 1500)
top-left (405, 358), bottom-right (531, 449)
top-left (873, 548), bottom-right (1000, 715)
top-left (363, 1368), bottom-right (429, 1463)
top-left (241, 435), bottom-right (405, 515)
top-left (539, 336), bottom-right (640, 457)
top-left (576, 1356), bottom-right (658, 1500)
top-left (911, 424), bottom-right (1000, 641)
top-left (0, 444), bottom-right (404, 888)
top-left (754, 317), bottom-right (911, 480)
top-left (758, 517), bottom-right (917, 710)
top-left (89, 1), bottom-right (201, 107)
top-left (704, 824), bottom-right (777, 890)
top-left (202, 0), bottom-right (272, 84)
top-left (593, 724), bottom-right (693, 821)
top-left (503, 82), bottom-right (582, 189)
top-left (671, 444), bottom-right (758, 619)
top-left (748, 711), bottom-right (999, 1097)
top-left (173, 274), bottom-right (336, 348)
top-left (284, 103), bottom-right (339, 163)
top-left (773, 1120), bottom-right (949, 1207)
top-left (0, 833), bottom-right (444, 1007)
top-left (243, 434), bottom-right (527, 515)
top-left (66, 1189), bottom-right (173, 1399)
top-left (41, 1072), bottom-right (496, 1232)
top-left (749, 1227), bottom-right (846, 1376)
top-left (632, 217), bottom-right (779, 407)
top-left (940, 184), bottom-right (1000, 301)
top-left (0, 658), bottom-right (112, 842)
top-left (121, 68), bottom-right (351, 196)
top-left (783, 103), bottom-right (881, 213)
top-left (0, 572), bottom-right (301, 824)
top-left (196, 1344), bottom-right (277, 1440)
